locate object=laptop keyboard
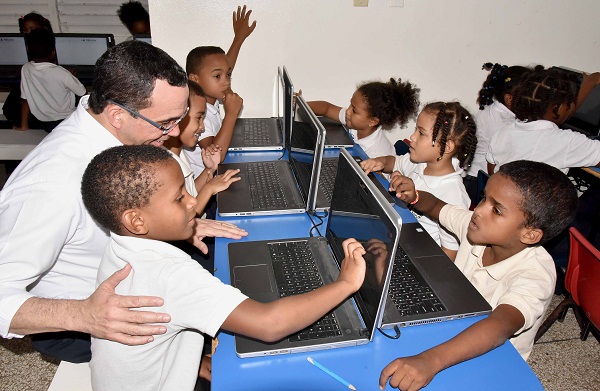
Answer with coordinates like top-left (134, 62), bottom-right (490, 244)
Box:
top-left (243, 118), bottom-right (271, 146)
top-left (319, 159), bottom-right (337, 201)
top-left (268, 241), bottom-right (342, 342)
top-left (388, 246), bottom-right (447, 316)
top-left (247, 162), bottom-right (289, 210)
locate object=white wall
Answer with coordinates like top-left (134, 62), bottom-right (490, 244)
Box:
top-left (149, 0), bottom-right (600, 142)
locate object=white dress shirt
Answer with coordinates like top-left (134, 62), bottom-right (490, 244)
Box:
top-left (0, 96), bottom-right (120, 338)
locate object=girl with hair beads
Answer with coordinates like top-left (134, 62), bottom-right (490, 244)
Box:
top-left (362, 102), bottom-right (477, 260)
top-left (486, 67), bottom-right (600, 174)
top-left (463, 62), bottom-right (535, 202)
top-left (307, 78), bottom-right (420, 158)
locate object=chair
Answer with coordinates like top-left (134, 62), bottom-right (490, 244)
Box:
top-left (535, 227), bottom-right (600, 342)
top-left (394, 138), bottom-right (411, 156)
top-left (475, 170), bottom-right (490, 206)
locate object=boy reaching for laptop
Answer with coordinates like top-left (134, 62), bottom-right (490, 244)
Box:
top-left (378, 160), bottom-right (578, 391)
top-left (81, 145), bottom-right (366, 391)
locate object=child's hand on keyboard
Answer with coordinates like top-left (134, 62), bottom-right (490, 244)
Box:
top-left (389, 172), bottom-right (417, 204)
top-left (206, 169), bottom-right (241, 195)
top-left (337, 238), bottom-right (367, 291)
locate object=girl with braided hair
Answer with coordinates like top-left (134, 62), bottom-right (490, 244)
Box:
top-left (361, 102), bottom-right (477, 260)
top-left (306, 77), bottom-right (420, 158)
top-left (464, 62), bottom-right (536, 203)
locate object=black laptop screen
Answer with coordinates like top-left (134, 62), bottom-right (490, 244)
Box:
top-left (326, 152), bottom-right (397, 336)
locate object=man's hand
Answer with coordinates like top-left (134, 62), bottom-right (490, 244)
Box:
top-left (190, 219), bottom-right (248, 253)
top-left (81, 264), bottom-right (170, 345)
top-left (232, 5), bottom-right (257, 43)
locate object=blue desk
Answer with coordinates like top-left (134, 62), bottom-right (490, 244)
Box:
top-left (213, 147), bottom-right (543, 390)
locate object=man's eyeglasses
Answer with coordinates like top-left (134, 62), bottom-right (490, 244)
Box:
top-left (108, 100), bottom-right (189, 135)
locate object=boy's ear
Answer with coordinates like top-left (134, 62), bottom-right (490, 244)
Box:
top-left (189, 73), bottom-right (200, 83)
top-left (121, 209), bottom-right (149, 236)
top-left (520, 227), bottom-right (543, 246)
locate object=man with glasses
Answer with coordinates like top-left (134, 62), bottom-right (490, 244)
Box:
top-left (0, 40), bottom-right (247, 363)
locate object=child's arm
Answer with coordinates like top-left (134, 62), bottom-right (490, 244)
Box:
top-left (221, 239), bottom-right (366, 342)
top-left (389, 172), bottom-right (446, 221)
top-left (14, 99), bottom-right (30, 131)
top-left (379, 304), bottom-right (524, 391)
top-left (226, 5), bottom-right (257, 70)
top-left (198, 89), bottom-right (243, 159)
top-left (361, 156), bottom-right (396, 174)
top-left (307, 101), bottom-right (343, 122)
top-left (195, 169), bottom-right (241, 214)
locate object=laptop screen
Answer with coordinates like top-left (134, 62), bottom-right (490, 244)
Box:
top-left (326, 149), bottom-right (399, 336)
top-left (0, 34), bottom-right (28, 65)
top-left (54, 34), bottom-right (114, 66)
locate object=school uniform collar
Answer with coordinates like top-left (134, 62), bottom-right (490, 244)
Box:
top-left (110, 231), bottom-right (189, 258)
top-left (208, 100), bottom-right (220, 115)
top-left (514, 118), bottom-right (558, 131)
top-left (491, 99), bottom-right (514, 117)
top-left (470, 244), bottom-right (538, 281)
top-left (412, 157), bottom-right (463, 189)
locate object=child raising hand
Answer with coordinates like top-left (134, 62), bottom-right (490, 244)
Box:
top-left (307, 77), bottom-right (420, 158)
top-left (361, 102), bottom-right (477, 260)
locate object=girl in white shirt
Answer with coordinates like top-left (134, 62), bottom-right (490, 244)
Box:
top-left (361, 102), bottom-right (477, 260)
top-left (307, 78), bottom-right (420, 158)
top-left (464, 63), bottom-right (535, 203)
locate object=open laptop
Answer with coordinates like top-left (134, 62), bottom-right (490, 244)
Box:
top-left (217, 95), bottom-right (325, 216)
top-left (228, 148), bottom-right (402, 358)
top-left (54, 33), bottom-right (115, 82)
top-left (0, 34), bottom-right (28, 85)
top-left (553, 66), bottom-right (600, 138)
top-left (228, 66), bottom-right (290, 151)
top-left (284, 67), bottom-right (354, 149)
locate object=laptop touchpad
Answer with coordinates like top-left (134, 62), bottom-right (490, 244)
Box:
top-left (233, 264), bottom-right (276, 302)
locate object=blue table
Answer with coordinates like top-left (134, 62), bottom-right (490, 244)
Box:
top-left (213, 146), bottom-right (543, 390)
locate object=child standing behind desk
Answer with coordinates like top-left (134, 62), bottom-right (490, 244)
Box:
top-left (379, 160), bottom-right (578, 391)
top-left (16, 28), bottom-right (85, 132)
top-left (184, 5), bottom-right (257, 177)
top-left (361, 102), bottom-right (476, 261)
top-left (307, 77), bottom-right (420, 158)
top-left (83, 145), bottom-right (367, 391)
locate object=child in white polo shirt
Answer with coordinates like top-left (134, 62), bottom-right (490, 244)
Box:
top-left (487, 67), bottom-right (600, 174)
top-left (82, 145), bottom-right (367, 391)
top-left (306, 77), bottom-right (420, 158)
top-left (378, 160), bottom-right (578, 391)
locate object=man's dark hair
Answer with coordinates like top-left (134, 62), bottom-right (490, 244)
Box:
top-left (24, 28), bottom-right (55, 61)
top-left (498, 160), bottom-right (578, 245)
top-left (185, 46), bottom-right (226, 75)
top-left (81, 145), bottom-right (172, 233)
top-left (88, 40), bottom-right (187, 114)
top-left (117, 1), bottom-right (150, 33)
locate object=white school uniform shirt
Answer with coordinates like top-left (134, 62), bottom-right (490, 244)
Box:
top-left (467, 100), bottom-right (515, 177)
top-left (338, 108), bottom-right (395, 158)
top-left (184, 101), bottom-right (222, 177)
top-left (393, 154), bottom-right (470, 251)
top-left (90, 233), bottom-right (247, 391)
top-left (20, 61), bottom-right (86, 121)
top-left (486, 119), bottom-right (600, 174)
top-left (0, 96), bottom-right (119, 338)
top-left (439, 205), bottom-right (556, 360)
top-left (167, 149), bottom-right (198, 197)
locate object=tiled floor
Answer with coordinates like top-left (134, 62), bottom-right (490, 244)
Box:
top-left (0, 164), bottom-right (599, 390)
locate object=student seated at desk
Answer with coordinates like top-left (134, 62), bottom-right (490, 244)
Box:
top-left (378, 160), bottom-right (578, 391)
top-left (16, 28), bottom-right (85, 133)
top-left (361, 102), bottom-right (476, 261)
top-left (306, 77), bottom-right (420, 158)
top-left (82, 145), bottom-right (367, 391)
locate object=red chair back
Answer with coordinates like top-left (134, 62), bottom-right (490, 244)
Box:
top-left (566, 227), bottom-right (600, 328)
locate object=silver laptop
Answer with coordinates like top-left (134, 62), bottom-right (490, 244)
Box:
top-left (284, 67), bottom-right (354, 149)
top-left (217, 95), bottom-right (325, 216)
top-left (228, 67), bottom-right (291, 151)
top-left (228, 148), bottom-right (402, 358)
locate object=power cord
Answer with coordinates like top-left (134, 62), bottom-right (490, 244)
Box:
top-left (307, 210), bottom-right (328, 237)
top-left (378, 325), bottom-right (401, 339)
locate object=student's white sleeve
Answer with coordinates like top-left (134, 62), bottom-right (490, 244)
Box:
top-left (562, 130), bottom-right (600, 168)
top-left (486, 133), bottom-right (499, 166)
top-left (392, 154), bottom-right (416, 175)
top-left (438, 204), bottom-right (473, 240)
top-left (65, 72), bottom-right (86, 96)
top-left (338, 107), bottom-right (345, 124)
top-left (435, 183), bottom-right (470, 250)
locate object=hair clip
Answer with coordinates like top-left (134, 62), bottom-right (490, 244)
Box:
top-left (444, 121), bottom-right (448, 124)
top-left (505, 77), bottom-right (512, 82)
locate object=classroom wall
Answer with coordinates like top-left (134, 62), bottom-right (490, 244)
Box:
top-left (148, 0), bottom-right (600, 143)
